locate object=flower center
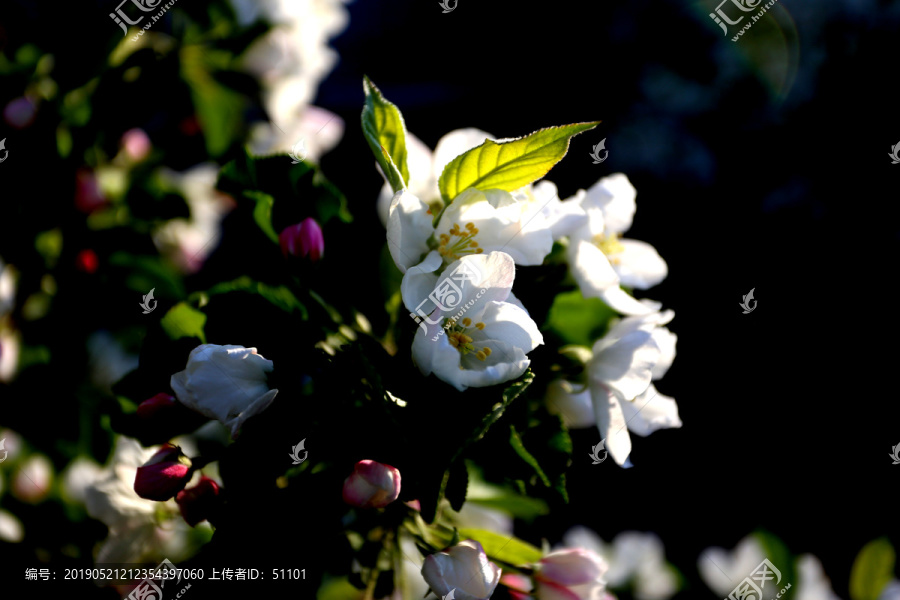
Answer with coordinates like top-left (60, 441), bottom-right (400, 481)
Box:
top-left (593, 232), bottom-right (624, 264)
top-left (444, 317), bottom-right (492, 361)
top-left (438, 222), bottom-right (485, 262)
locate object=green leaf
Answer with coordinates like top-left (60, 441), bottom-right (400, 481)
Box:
top-left (243, 190), bottom-right (279, 243)
top-left (161, 302), bottom-right (207, 343)
top-left (753, 530), bottom-right (794, 592)
top-left (546, 289), bottom-right (617, 346)
top-left (438, 121), bottom-right (599, 202)
top-left (457, 528), bottom-right (542, 567)
top-left (180, 46), bottom-right (247, 157)
top-left (361, 76), bottom-right (409, 192)
top-left (194, 276), bottom-right (309, 319)
top-left (850, 538), bottom-right (896, 600)
top-left (509, 426), bottom-right (551, 487)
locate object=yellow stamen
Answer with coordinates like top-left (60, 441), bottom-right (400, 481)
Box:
top-left (482, 347), bottom-right (492, 356)
top-left (475, 322), bottom-right (485, 330)
top-left (476, 351), bottom-right (486, 361)
top-left (462, 318), bottom-right (472, 327)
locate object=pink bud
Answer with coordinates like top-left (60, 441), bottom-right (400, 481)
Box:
top-left (501, 574), bottom-right (533, 600)
top-left (137, 393), bottom-right (177, 419)
top-left (133, 444), bottom-right (193, 501)
top-left (74, 169), bottom-right (108, 214)
top-left (175, 476), bottom-right (220, 526)
top-left (342, 460), bottom-right (401, 508)
top-left (279, 218), bottom-right (324, 262)
top-left (3, 97), bottom-right (37, 129)
top-left (121, 128), bottom-right (151, 162)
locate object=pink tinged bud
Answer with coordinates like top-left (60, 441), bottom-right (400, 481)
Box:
top-left (137, 393), bottom-right (177, 419)
top-left (537, 549), bottom-right (605, 586)
top-left (3, 96), bottom-right (37, 129)
top-left (12, 455), bottom-right (53, 504)
top-left (342, 460), bottom-right (401, 508)
top-left (74, 169), bottom-right (108, 214)
top-left (279, 218), bottom-right (324, 262)
top-left (121, 128), bottom-right (151, 162)
top-left (175, 476), bottom-right (220, 526)
top-left (133, 444), bottom-right (193, 501)
top-left (422, 540), bottom-right (502, 600)
top-left (501, 574), bottom-right (533, 600)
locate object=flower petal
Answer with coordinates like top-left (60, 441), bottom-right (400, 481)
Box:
top-left (619, 384), bottom-right (681, 437)
top-left (387, 190), bottom-right (433, 274)
top-left (590, 330), bottom-right (659, 402)
top-left (546, 380), bottom-right (596, 429)
top-left (589, 381), bottom-right (632, 466)
top-left (479, 301), bottom-right (543, 354)
top-left (613, 239), bottom-right (668, 290)
top-left (402, 250), bottom-right (443, 314)
top-left (582, 173), bottom-right (636, 234)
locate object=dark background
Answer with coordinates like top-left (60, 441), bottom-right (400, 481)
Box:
top-left (1, 0), bottom-right (898, 597)
top-left (313, 0), bottom-right (900, 595)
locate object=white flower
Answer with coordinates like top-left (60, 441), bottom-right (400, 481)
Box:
top-left (389, 188), bottom-right (553, 313)
top-left (546, 311), bottom-right (680, 466)
top-left (535, 548), bottom-right (608, 600)
top-left (0, 327), bottom-right (19, 383)
top-left (697, 535), bottom-right (765, 596)
top-left (377, 128), bottom-right (495, 225)
top-left (879, 581), bottom-right (900, 600)
top-left (447, 502), bottom-right (513, 536)
top-left (0, 257), bottom-right (14, 318)
top-left (565, 174), bottom-right (667, 315)
top-left (0, 510), bottom-right (23, 543)
top-left (86, 330), bottom-right (139, 395)
top-left (562, 527), bottom-right (678, 600)
top-left (83, 437), bottom-right (191, 564)
top-left (170, 344), bottom-right (279, 438)
top-left (233, 0), bottom-right (350, 160)
top-left (411, 252), bottom-right (543, 391)
top-left (422, 539), bottom-right (502, 600)
top-left (795, 554), bottom-right (841, 600)
top-left (153, 164), bottom-right (235, 273)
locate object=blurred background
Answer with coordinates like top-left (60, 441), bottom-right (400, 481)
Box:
top-left (1, 0), bottom-right (898, 597)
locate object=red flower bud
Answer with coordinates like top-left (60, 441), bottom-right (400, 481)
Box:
top-left (133, 444), bottom-right (192, 501)
top-left (137, 393), bottom-right (177, 420)
top-left (342, 460), bottom-right (401, 508)
top-left (279, 218), bottom-right (324, 262)
top-left (75, 249), bottom-right (99, 274)
top-left (176, 476), bottom-right (220, 526)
